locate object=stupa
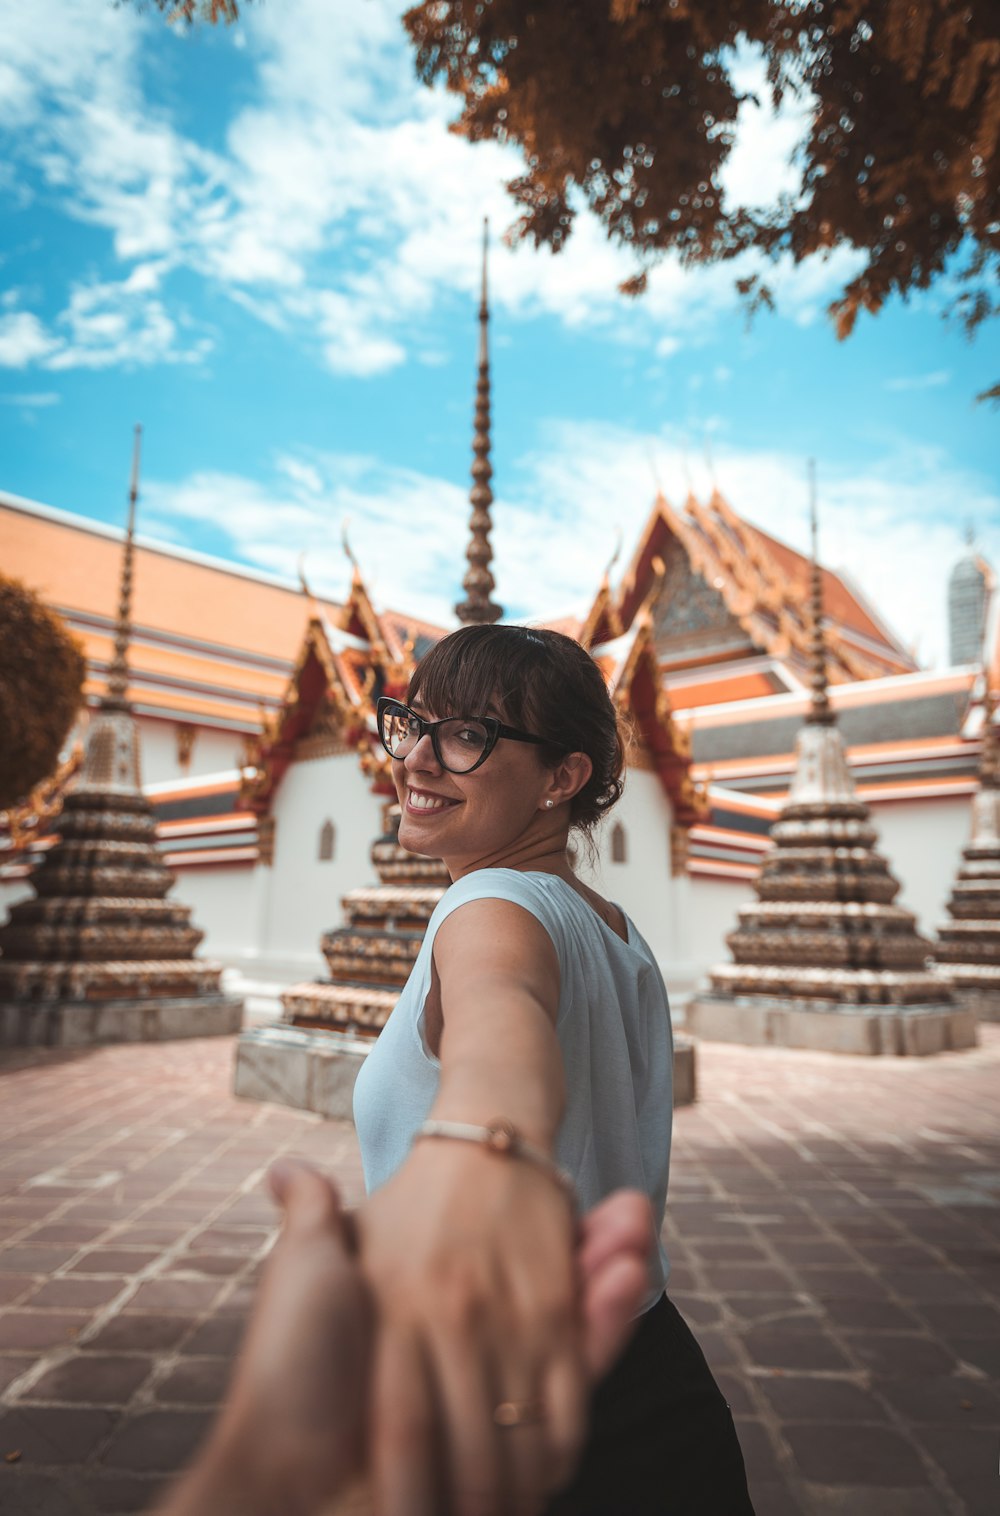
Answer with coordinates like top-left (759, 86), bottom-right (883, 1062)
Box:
top-left (0, 429), bottom-right (243, 1045)
top-left (932, 693), bottom-right (1000, 1019)
top-left (686, 477), bottom-right (977, 1055)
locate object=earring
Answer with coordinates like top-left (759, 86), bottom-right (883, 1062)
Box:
top-left (545, 800), bottom-right (554, 809)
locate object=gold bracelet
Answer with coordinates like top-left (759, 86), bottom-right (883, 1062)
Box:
top-left (414, 1118), bottom-right (576, 1201)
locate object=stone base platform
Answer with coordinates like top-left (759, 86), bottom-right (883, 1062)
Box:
top-left (950, 987), bottom-right (1000, 1023)
top-left (235, 1023), bottom-right (699, 1121)
top-left (0, 994), bottom-right (244, 1048)
top-left (685, 993), bottom-right (978, 1056)
top-left (234, 1024), bottom-right (373, 1120)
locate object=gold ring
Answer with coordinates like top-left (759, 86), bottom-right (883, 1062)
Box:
top-left (493, 1399), bottom-right (545, 1428)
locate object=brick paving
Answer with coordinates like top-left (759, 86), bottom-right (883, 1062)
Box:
top-left (0, 1031), bottom-right (997, 1516)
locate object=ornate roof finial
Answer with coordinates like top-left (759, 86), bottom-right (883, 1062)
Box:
top-left (105, 424), bottom-right (142, 710)
top-left (807, 458), bottom-right (834, 726)
top-left (455, 216), bottom-right (502, 625)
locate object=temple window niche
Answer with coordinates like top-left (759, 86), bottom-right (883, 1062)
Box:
top-left (610, 822), bottom-right (627, 864)
top-left (318, 820), bottom-right (335, 862)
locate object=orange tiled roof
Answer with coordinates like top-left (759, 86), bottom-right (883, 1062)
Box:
top-left (600, 491), bottom-right (917, 685)
top-left (1, 494), bottom-right (347, 729)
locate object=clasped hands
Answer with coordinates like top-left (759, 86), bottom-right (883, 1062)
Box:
top-left (157, 1152), bottom-right (654, 1516)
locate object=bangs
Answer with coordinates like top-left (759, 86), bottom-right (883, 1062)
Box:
top-left (407, 626), bottom-right (550, 729)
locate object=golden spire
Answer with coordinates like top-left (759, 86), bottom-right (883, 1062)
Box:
top-left (105, 424), bottom-right (142, 710)
top-left (807, 458), bottom-right (834, 726)
top-left (455, 217), bottom-right (502, 625)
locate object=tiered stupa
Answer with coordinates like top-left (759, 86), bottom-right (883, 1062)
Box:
top-left (932, 693), bottom-right (1000, 1020)
top-left (686, 482), bottom-right (977, 1055)
top-left (0, 429), bottom-right (242, 1046)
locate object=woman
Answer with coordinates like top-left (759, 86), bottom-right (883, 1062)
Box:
top-left (354, 624), bottom-right (754, 1516)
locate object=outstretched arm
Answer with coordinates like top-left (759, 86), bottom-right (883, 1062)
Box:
top-left (360, 896), bottom-right (600, 1516)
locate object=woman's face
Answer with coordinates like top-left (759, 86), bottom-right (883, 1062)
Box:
top-left (392, 694), bottom-right (558, 871)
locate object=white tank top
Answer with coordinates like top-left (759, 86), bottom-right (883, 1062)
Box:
top-left (352, 868), bottom-right (673, 1296)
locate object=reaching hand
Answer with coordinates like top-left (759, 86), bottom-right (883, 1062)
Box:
top-left (154, 1161), bottom-right (653, 1516)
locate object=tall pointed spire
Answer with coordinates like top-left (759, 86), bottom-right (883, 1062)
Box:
top-left (455, 217), bottom-right (502, 625)
top-left (807, 459), bottom-right (833, 725)
top-left (105, 424), bottom-right (142, 710)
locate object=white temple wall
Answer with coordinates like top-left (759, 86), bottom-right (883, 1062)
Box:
top-left (170, 864), bottom-right (257, 966)
top-left (585, 767), bottom-right (678, 980)
top-left (680, 872), bottom-right (757, 999)
top-left (867, 792), bottom-right (971, 935)
top-left (135, 717), bottom-right (246, 785)
top-left (0, 879), bottom-right (32, 921)
top-left (258, 752), bottom-right (383, 981)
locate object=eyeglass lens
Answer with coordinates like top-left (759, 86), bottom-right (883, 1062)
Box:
top-left (382, 707), bottom-right (491, 773)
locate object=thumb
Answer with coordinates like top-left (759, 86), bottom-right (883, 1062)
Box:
top-left (267, 1159), bottom-right (345, 1234)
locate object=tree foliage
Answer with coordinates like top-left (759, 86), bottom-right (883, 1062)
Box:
top-left (403, 0), bottom-right (999, 345)
top-left (0, 575), bottom-right (86, 811)
top-left (122, 0), bottom-right (999, 357)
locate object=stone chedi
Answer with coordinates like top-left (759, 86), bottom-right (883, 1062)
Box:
top-left (687, 487), bottom-right (977, 1056)
top-left (283, 804), bottom-right (449, 1035)
top-left (932, 695), bottom-right (1000, 1020)
top-left (235, 799), bottom-right (450, 1118)
top-left (0, 429), bottom-right (242, 1045)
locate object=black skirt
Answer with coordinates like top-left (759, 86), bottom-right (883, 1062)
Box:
top-left (544, 1294), bottom-right (756, 1515)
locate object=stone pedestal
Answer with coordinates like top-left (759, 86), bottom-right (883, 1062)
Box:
top-left (685, 993), bottom-right (977, 1056)
top-left (235, 1021), bottom-right (697, 1121)
top-left (0, 995), bottom-right (243, 1049)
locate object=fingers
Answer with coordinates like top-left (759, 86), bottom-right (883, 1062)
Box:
top-left (371, 1325), bottom-right (439, 1516)
top-left (267, 1157), bottom-right (342, 1229)
top-left (576, 1190), bottom-right (653, 1282)
top-left (581, 1252), bottom-right (648, 1379)
top-left (431, 1333), bottom-right (505, 1516)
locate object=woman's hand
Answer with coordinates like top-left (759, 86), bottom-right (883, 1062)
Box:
top-left (360, 1139), bottom-right (589, 1516)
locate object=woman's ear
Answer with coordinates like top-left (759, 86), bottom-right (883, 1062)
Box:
top-left (541, 751), bottom-right (592, 810)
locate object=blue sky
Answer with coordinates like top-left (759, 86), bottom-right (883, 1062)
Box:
top-left (1, 0), bottom-right (998, 667)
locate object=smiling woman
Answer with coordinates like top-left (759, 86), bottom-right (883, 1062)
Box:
top-left (352, 623), bottom-right (755, 1515)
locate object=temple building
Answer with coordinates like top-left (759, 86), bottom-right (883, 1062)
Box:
top-left (2, 479), bottom-right (996, 1011)
top-left (685, 490), bottom-right (977, 1055)
top-left (0, 430), bottom-right (242, 1045)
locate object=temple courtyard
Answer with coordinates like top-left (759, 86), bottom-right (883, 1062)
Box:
top-left (0, 1030), bottom-right (997, 1516)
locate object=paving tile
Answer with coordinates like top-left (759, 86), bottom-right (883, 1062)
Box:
top-left (24, 1355), bottom-right (154, 1407)
top-left (0, 1275), bottom-right (35, 1307)
top-left (784, 1422), bottom-right (927, 1486)
top-left (163, 1253), bottom-right (248, 1278)
top-left (741, 1328), bottom-right (853, 1372)
top-left (0, 1404), bottom-right (115, 1464)
top-left (84, 1316), bottom-right (193, 1354)
top-left (731, 1417), bottom-right (784, 1483)
top-left (0, 1469), bottom-right (83, 1515)
top-left (910, 1301), bottom-right (1000, 1337)
top-left (756, 1374), bottom-right (892, 1423)
top-left (24, 1277), bottom-right (125, 1310)
top-left (0, 1313), bottom-right (90, 1351)
top-left (942, 1334), bottom-right (1000, 1377)
top-left (843, 1332), bottom-right (958, 1378)
top-left (124, 1279), bottom-right (224, 1314)
top-left (699, 1264), bottom-right (794, 1293)
top-left (175, 1312), bottom-right (244, 1358)
top-left (102, 1409), bottom-right (211, 1471)
top-left (153, 1356), bottom-right (233, 1405)
top-left (875, 1375), bottom-right (1000, 1427)
top-left (67, 1250), bottom-right (162, 1276)
top-left (81, 1470), bottom-right (168, 1513)
top-left (185, 1227), bottom-right (271, 1255)
top-left (794, 1267), bottom-right (890, 1302)
top-left (819, 1298), bottom-right (923, 1332)
top-left (0, 1248), bottom-right (80, 1275)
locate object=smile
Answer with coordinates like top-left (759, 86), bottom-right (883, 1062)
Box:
top-left (406, 789), bottom-right (458, 813)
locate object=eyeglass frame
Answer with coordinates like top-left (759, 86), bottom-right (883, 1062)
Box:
top-left (376, 696), bottom-right (555, 774)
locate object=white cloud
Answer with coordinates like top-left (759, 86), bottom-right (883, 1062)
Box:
top-left (0, 390), bottom-right (60, 406)
top-left (140, 427), bottom-right (1000, 670)
top-left (884, 370), bottom-right (952, 392)
top-left (0, 311), bottom-right (58, 367)
top-left (0, 0), bottom-right (866, 380)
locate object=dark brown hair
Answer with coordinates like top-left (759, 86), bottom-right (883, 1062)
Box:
top-left (406, 624), bottom-right (625, 833)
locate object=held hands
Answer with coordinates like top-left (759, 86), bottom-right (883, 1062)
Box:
top-left (359, 1140), bottom-right (646, 1516)
top-left (159, 1159), bottom-right (653, 1516)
